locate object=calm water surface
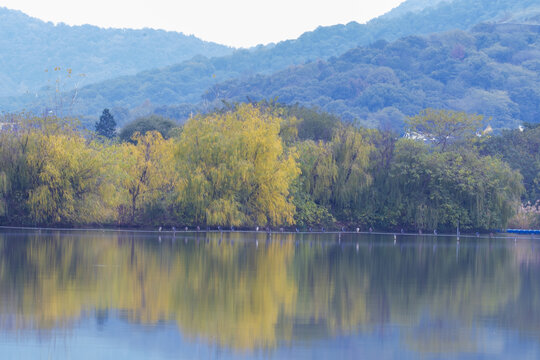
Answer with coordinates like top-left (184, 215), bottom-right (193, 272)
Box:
top-left (0, 229), bottom-right (539, 359)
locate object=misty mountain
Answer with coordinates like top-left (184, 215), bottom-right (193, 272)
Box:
top-left (207, 23), bottom-right (540, 131)
top-left (0, 7), bottom-right (233, 97)
top-left (2, 0), bottom-right (539, 128)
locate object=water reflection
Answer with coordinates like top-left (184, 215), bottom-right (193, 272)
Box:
top-left (0, 230), bottom-right (539, 357)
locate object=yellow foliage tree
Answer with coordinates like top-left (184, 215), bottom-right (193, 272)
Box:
top-left (113, 131), bottom-right (179, 224)
top-left (177, 104), bottom-right (299, 226)
top-left (26, 133), bottom-right (108, 224)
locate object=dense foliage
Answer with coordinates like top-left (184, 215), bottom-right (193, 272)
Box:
top-left (0, 106), bottom-right (525, 231)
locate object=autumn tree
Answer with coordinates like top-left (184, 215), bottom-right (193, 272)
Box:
top-left (0, 114), bottom-right (111, 225)
top-left (113, 131), bottom-right (179, 224)
top-left (177, 104), bottom-right (299, 227)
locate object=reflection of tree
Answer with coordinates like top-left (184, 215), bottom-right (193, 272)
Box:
top-left (0, 232), bottom-right (539, 354)
top-left (170, 234), bottom-right (297, 349)
top-left (365, 241), bottom-right (521, 355)
top-left (0, 232), bottom-right (298, 350)
top-left (294, 244), bottom-right (370, 335)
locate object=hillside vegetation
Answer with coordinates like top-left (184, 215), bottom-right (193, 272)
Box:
top-left (2, 0), bottom-right (538, 128)
top-left (208, 23), bottom-right (540, 130)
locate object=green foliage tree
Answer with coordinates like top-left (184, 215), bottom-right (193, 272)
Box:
top-left (119, 115), bottom-right (178, 143)
top-left (297, 126), bottom-right (373, 222)
top-left (285, 105), bottom-right (340, 142)
top-left (384, 139), bottom-right (523, 231)
top-left (405, 109), bottom-right (484, 151)
top-left (481, 123), bottom-right (540, 202)
top-left (95, 109), bottom-right (116, 139)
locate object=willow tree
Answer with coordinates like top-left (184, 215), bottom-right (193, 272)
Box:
top-left (388, 139), bottom-right (523, 231)
top-left (297, 125), bottom-right (373, 221)
top-left (177, 104), bottom-right (299, 227)
top-left (113, 131), bottom-right (179, 224)
top-left (26, 134), bottom-right (109, 224)
top-left (0, 114), bottom-right (110, 225)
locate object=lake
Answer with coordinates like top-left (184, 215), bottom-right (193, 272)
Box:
top-left (0, 229), bottom-right (539, 359)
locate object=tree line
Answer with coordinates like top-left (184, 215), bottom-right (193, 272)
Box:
top-left (0, 104), bottom-right (530, 231)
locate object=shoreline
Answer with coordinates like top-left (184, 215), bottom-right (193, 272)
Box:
top-left (1, 225), bottom-right (537, 240)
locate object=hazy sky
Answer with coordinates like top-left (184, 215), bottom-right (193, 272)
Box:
top-left (0, 0), bottom-right (406, 48)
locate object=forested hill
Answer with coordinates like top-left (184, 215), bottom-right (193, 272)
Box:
top-left (3, 0), bottom-right (538, 127)
top-left (208, 23), bottom-right (540, 131)
top-left (0, 7), bottom-right (233, 97)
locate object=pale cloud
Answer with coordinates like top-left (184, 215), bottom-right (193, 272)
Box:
top-left (0, 0), bottom-right (406, 47)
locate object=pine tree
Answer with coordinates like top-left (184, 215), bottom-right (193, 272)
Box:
top-left (95, 109), bottom-right (116, 139)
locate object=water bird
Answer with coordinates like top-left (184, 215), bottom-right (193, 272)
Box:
top-left (256, 226), bottom-right (259, 232)
top-left (185, 226), bottom-right (188, 231)
top-left (369, 227), bottom-right (373, 233)
top-left (356, 228), bottom-right (360, 233)
top-left (158, 226), bottom-right (162, 232)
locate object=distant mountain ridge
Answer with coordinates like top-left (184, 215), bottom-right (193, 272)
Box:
top-left (2, 0), bottom-right (539, 129)
top-left (0, 7), bottom-right (233, 97)
top-left (208, 22), bottom-right (540, 131)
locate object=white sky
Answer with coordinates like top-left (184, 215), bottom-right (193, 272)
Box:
top-left (0, 0), bottom-right (406, 48)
